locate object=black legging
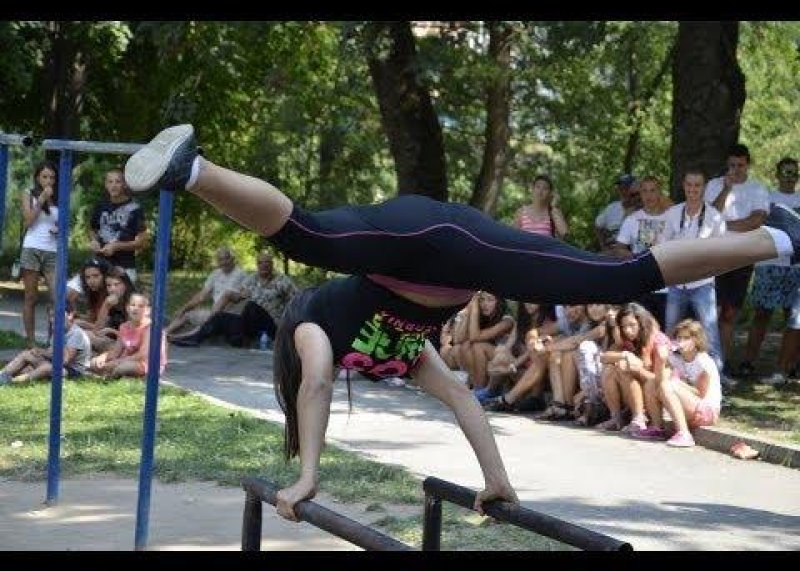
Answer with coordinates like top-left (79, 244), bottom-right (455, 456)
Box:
top-left (268, 194), bottom-right (665, 304)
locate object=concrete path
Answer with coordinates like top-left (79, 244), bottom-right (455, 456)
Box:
top-left (1, 292), bottom-right (799, 551)
top-left (163, 344), bottom-right (800, 551)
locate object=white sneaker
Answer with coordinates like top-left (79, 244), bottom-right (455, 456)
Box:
top-left (125, 124), bottom-right (197, 192)
top-left (761, 372), bottom-right (788, 386)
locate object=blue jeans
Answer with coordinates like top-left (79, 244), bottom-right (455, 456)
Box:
top-left (665, 283), bottom-right (723, 370)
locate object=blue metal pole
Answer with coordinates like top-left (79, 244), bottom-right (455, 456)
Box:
top-left (45, 149), bottom-right (73, 505)
top-left (134, 187), bottom-right (174, 550)
top-left (0, 145), bottom-right (8, 251)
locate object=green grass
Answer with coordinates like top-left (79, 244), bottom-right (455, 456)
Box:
top-left (0, 329), bottom-right (28, 350)
top-left (718, 382), bottom-right (800, 446)
top-left (0, 379), bottom-right (566, 550)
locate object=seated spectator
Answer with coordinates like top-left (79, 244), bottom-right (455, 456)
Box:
top-left (641, 319), bottom-right (722, 447)
top-left (68, 257), bottom-right (112, 342)
top-left (171, 250), bottom-right (298, 348)
top-left (573, 305), bottom-right (620, 427)
top-left (0, 301), bottom-right (91, 385)
top-left (483, 303), bottom-right (588, 413)
top-left (537, 304), bottom-right (610, 421)
top-left (453, 291), bottom-right (514, 390)
top-left (165, 246), bottom-right (247, 341)
top-left (89, 265), bottom-right (136, 353)
top-left (90, 293), bottom-right (167, 379)
top-left (439, 309), bottom-right (467, 371)
top-left (514, 174), bottom-right (569, 239)
top-left (476, 302), bottom-right (557, 407)
top-left (596, 303), bottom-right (670, 433)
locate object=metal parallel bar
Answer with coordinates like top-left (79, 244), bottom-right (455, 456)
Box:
top-left (242, 491), bottom-right (263, 551)
top-left (134, 188), bottom-right (175, 551)
top-left (422, 477), bottom-right (632, 552)
top-left (421, 493), bottom-right (442, 551)
top-left (241, 477), bottom-right (413, 551)
top-left (45, 150), bottom-right (74, 505)
top-left (42, 139), bottom-right (143, 155)
top-left (0, 133), bottom-right (33, 146)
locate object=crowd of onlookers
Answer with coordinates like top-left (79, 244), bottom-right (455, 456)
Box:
top-left (3, 144), bottom-right (798, 452)
top-left (437, 144), bottom-right (800, 449)
top-left (0, 161), bottom-right (299, 387)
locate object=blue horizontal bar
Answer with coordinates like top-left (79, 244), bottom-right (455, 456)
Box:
top-left (0, 133), bottom-right (34, 146)
top-left (42, 139), bottom-right (143, 155)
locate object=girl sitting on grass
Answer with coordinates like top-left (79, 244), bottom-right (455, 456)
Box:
top-left (90, 293), bottom-right (167, 379)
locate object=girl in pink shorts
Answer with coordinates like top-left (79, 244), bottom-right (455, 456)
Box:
top-left (660, 319), bottom-right (722, 447)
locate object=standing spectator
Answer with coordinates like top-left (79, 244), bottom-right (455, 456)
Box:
top-left (88, 167), bottom-right (147, 284)
top-left (663, 168), bottom-right (727, 372)
top-left (739, 157), bottom-right (800, 383)
top-left (514, 174), bottom-right (569, 239)
top-left (164, 246), bottom-right (247, 340)
top-left (705, 143), bottom-right (770, 377)
top-left (20, 160), bottom-right (60, 348)
top-left (171, 250), bottom-right (298, 347)
top-left (594, 174), bottom-right (640, 253)
top-left (0, 302), bottom-right (90, 385)
top-left (611, 175), bottom-right (672, 326)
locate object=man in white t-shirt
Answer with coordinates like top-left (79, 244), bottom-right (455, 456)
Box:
top-left (164, 246), bottom-right (247, 340)
top-left (594, 174), bottom-right (640, 254)
top-left (663, 169), bottom-right (727, 372)
top-left (611, 175), bottom-right (672, 325)
top-left (704, 143), bottom-right (770, 376)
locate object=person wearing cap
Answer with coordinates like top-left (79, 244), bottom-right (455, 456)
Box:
top-left (594, 174), bottom-right (641, 254)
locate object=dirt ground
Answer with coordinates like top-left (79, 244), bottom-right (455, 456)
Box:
top-left (0, 475), bottom-right (377, 551)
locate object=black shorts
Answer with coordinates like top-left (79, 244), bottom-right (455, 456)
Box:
top-left (715, 265), bottom-right (753, 309)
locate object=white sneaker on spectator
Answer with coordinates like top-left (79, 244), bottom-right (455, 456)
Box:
top-left (761, 372), bottom-right (788, 386)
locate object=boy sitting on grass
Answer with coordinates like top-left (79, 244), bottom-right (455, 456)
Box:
top-left (0, 301), bottom-right (91, 385)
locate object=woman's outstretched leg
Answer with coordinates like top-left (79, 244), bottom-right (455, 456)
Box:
top-left (125, 124), bottom-right (800, 304)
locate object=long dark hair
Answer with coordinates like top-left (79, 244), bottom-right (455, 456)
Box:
top-left (615, 302), bottom-right (655, 356)
top-left (105, 265), bottom-right (136, 330)
top-left (80, 257), bottom-right (112, 319)
top-left (31, 160), bottom-right (59, 215)
top-left (512, 302), bottom-right (554, 356)
top-left (273, 286), bottom-right (318, 461)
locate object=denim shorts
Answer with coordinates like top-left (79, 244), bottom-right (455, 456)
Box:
top-left (20, 247), bottom-right (57, 275)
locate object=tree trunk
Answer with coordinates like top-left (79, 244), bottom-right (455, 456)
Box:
top-left (670, 22), bottom-right (745, 202)
top-left (363, 21), bottom-right (448, 201)
top-left (470, 21), bottom-right (513, 215)
top-left (41, 21), bottom-right (87, 142)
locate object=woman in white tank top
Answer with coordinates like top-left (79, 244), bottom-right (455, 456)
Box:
top-left (19, 160), bottom-right (60, 348)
